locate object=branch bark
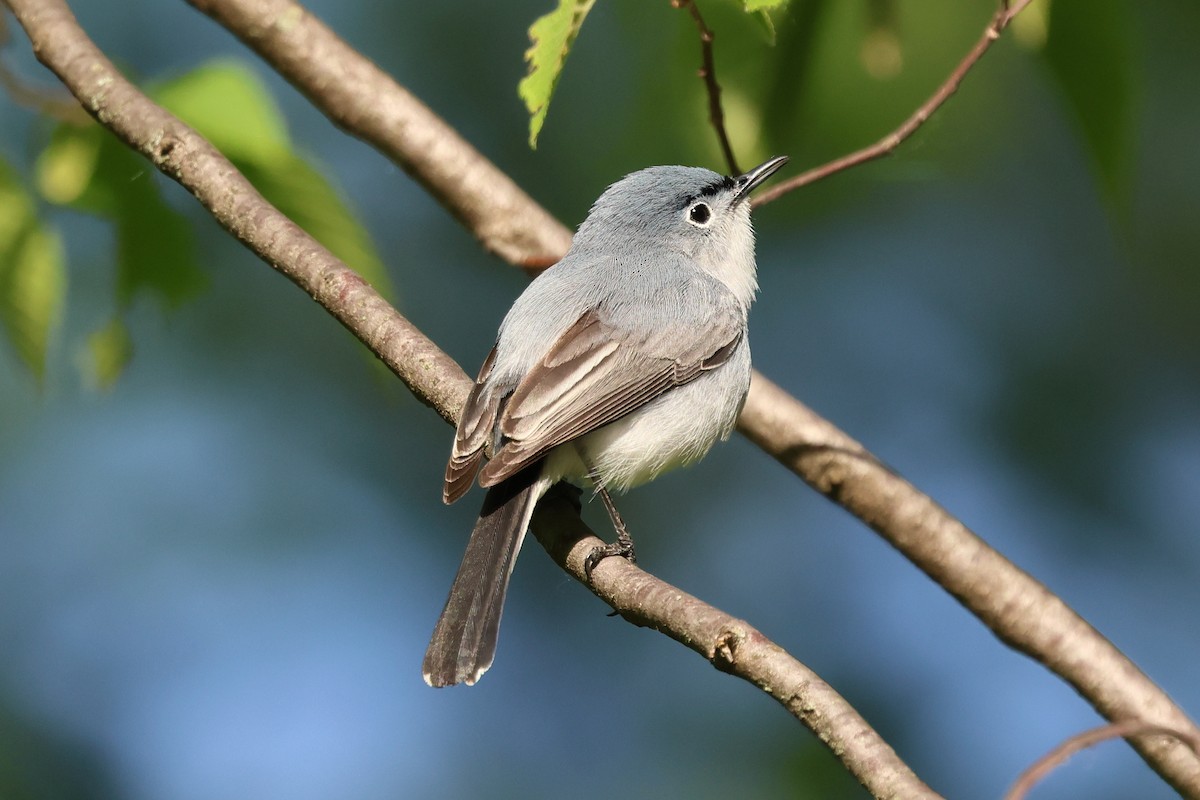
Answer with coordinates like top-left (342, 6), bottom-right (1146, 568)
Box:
top-left (3, 0), bottom-right (935, 796)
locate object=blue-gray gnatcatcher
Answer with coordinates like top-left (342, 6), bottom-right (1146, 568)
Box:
top-left (423, 156), bottom-right (788, 687)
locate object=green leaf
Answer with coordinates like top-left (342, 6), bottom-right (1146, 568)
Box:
top-left (242, 156), bottom-right (392, 296)
top-left (84, 316), bottom-right (134, 390)
top-left (1043, 0), bottom-right (1135, 201)
top-left (741, 0), bottom-right (789, 11)
top-left (518, 0), bottom-right (597, 148)
top-left (155, 59), bottom-right (393, 297)
top-left (36, 121), bottom-right (208, 308)
top-left (35, 123), bottom-right (106, 208)
top-left (115, 181), bottom-right (207, 308)
top-left (153, 59), bottom-right (291, 165)
top-left (0, 160), bottom-right (66, 381)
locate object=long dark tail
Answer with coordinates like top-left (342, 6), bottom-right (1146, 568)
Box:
top-left (423, 465), bottom-right (544, 687)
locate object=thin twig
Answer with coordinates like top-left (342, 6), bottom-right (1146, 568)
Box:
top-left (754, 0), bottom-right (1030, 206)
top-left (672, 0), bottom-right (740, 175)
top-left (1004, 720), bottom-right (1200, 800)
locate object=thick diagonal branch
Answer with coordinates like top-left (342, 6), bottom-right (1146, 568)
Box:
top-left (4, 0), bottom-right (935, 795)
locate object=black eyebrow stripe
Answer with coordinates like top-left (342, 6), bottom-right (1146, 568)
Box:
top-left (699, 175), bottom-right (737, 198)
top-left (680, 175), bottom-right (737, 209)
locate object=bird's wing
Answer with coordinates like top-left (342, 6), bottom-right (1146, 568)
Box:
top-left (443, 344), bottom-right (503, 504)
top-left (475, 304), bottom-right (743, 488)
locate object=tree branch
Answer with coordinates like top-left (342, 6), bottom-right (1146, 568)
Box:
top-left (2, 0), bottom-right (931, 795)
top-left (671, 0), bottom-right (740, 175)
top-left (753, 0), bottom-right (1031, 207)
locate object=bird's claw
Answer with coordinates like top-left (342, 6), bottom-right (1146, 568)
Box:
top-left (584, 528), bottom-right (637, 579)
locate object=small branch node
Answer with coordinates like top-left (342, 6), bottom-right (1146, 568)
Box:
top-left (712, 628), bottom-right (740, 671)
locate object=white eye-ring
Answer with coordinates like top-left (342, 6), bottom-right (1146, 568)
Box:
top-left (687, 201), bottom-right (712, 227)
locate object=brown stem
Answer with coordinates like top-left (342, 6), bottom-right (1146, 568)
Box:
top-left (1004, 719), bottom-right (1200, 800)
top-left (671, 0), bottom-right (740, 175)
top-left (754, 1), bottom-right (1028, 207)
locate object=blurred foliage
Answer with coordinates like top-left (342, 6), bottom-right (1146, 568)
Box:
top-left (0, 703), bottom-right (114, 799)
top-left (1043, 0), bottom-right (1135, 203)
top-left (84, 315), bottom-right (133, 391)
top-left (35, 121), bottom-right (206, 306)
top-left (21, 59), bottom-right (390, 387)
top-left (153, 60), bottom-right (392, 304)
top-left (0, 158), bottom-right (65, 383)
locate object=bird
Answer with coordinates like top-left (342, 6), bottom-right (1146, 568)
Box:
top-left (423, 156), bottom-right (788, 687)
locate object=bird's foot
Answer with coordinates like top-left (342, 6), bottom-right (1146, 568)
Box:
top-left (584, 526), bottom-right (637, 579)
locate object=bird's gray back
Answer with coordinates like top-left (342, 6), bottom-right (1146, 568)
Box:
top-left (491, 250), bottom-right (744, 385)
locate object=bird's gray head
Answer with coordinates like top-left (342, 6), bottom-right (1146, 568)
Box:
top-left (571, 156), bottom-right (788, 307)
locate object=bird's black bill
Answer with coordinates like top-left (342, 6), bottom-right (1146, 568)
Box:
top-left (733, 155), bottom-right (789, 201)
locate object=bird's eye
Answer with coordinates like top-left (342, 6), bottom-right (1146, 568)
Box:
top-left (688, 202), bottom-right (712, 226)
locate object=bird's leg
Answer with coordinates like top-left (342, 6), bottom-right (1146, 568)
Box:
top-left (585, 485), bottom-right (637, 577)
top-left (575, 447), bottom-right (638, 578)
